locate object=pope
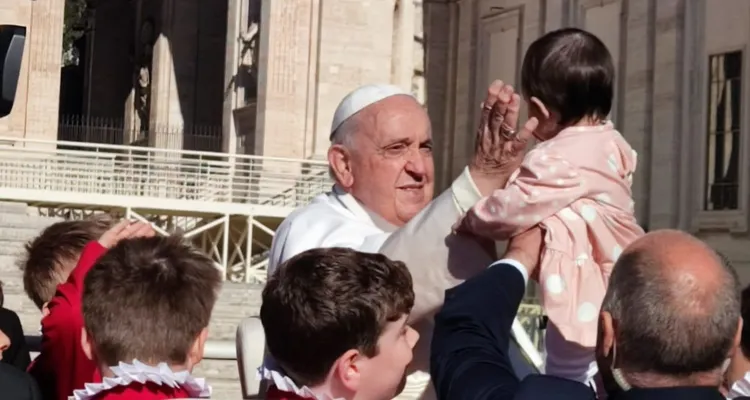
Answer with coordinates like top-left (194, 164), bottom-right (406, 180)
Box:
top-left (265, 81), bottom-right (542, 399)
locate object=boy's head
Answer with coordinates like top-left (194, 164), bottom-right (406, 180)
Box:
top-left (521, 27), bottom-right (614, 139)
top-left (81, 235), bottom-right (221, 373)
top-left (20, 215), bottom-right (114, 312)
top-left (261, 248), bottom-right (418, 400)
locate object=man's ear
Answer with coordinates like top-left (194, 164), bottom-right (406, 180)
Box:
top-left (328, 145), bottom-right (354, 188)
top-left (598, 311), bottom-right (615, 360)
top-left (81, 328), bottom-right (93, 361)
top-left (730, 317), bottom-right (743, 359)
top-left (41, 302), bottom-right (50, 318)
top-left (332, 349), bottom-right (362, 392)
top-left (188, 328), bottom-right (209, 371)
top-left (530, 97), bottom-right (551, 120)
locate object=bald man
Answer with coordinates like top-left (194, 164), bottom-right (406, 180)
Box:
top-left (433, 228), bottom-right (746, 400)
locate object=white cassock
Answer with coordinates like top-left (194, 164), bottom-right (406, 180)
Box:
top-left (260, 84), bottom-right (541, 400)
top-left (268, 168), bottom-right (542, 400)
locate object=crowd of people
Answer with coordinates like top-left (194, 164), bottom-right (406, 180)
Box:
top-left (0, 26), bottom-right (749, 400)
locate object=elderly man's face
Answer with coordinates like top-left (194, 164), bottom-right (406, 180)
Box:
top-left (332, 96), bottom-right (435, 227)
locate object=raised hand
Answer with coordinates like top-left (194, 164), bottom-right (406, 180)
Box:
top-left (98, 219), bottom-right (156, 249)
top-left (470, 80), bottom-right (539, 196)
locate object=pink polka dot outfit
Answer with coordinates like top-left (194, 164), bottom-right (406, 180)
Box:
top-left (456, 121), bottom-right (644, 383)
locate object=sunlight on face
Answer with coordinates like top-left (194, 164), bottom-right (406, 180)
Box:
top-left (348, 96), bottom-right (435, 227)
top-left (355, 315), bottom-right (419, 399)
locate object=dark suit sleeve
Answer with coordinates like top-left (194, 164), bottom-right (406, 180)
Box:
top-left (26, 371), bottom-right (43, 400)
top-left (430, 262), bottom-right (527, 400)
top-left (0, 363), bottom-right (43, 400)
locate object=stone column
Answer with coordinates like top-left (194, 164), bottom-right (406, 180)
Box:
top-left (222, 0), bottom-right (243, 155)
top-left (148, 0), bottom-right (180, 149)
top-left (255, 0), bottom-right (315, 159)
top-left (424, 1), bottom-right (458, 191)
top-left (149, 0), bottom-right (201, 149)
top-left (23, 0), bottom-right (66, 147)
top-left (0, 0), bottom-right (32, 138)
top-left (391, 0), bottom-right (415, 92)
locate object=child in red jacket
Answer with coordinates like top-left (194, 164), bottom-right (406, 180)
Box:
top-left (28, 220), bottom-right (154, 400)
top-left (74, 235), bottom-right (221, 400)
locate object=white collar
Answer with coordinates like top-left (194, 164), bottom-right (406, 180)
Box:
top-left (330, 185), bottom-right (398, 233)
top-left (729, 371), bottom-right (750, 399)
top-left (256, 364), bottom-right (341, 400)
top-left (71, 360), bottom-right (211, 400)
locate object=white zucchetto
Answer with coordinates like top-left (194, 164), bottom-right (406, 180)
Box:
top-left (329, 84), bottom-right (413, 140)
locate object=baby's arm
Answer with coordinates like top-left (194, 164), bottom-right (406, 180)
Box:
top-left (457, 148), bottom-right (588, 240)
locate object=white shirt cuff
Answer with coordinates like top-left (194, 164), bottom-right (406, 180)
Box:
top-left (450, 167), bottom-right (482, 213)
top-left (490, 258), bottom-right (529, 285)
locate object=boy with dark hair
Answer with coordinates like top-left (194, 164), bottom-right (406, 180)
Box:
top-left (75, 235), bottom-right (221, 399)
top-left (259, 247), bottom-right (418, 400)
top-left (455, 27), bottom-right (644, 387)
top-left (27, 219), bottom-right (154, 400)
top-left (20, 215), bottom-right (114, 313)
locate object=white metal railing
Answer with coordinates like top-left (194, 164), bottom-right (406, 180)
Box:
top-left (0, 137), bottom-right (331, 209)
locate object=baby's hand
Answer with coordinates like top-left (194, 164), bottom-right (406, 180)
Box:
top-left (98, 220), bottom-right (156, 248)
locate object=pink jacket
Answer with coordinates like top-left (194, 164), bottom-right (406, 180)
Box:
top-left (457, 121), bottom-right (644, 348)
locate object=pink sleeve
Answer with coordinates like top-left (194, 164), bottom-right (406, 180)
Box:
top-left (610, 133), bottom-right (638, 184)
top-left (458, 149), bottom-right (587, 240)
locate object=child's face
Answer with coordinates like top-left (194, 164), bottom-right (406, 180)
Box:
top-left (355, 314), bottom-right (419, 399)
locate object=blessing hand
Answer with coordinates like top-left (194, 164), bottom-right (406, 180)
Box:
top-left (469, 80), bottom-right (539, 196)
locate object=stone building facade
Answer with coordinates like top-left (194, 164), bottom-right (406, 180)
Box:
top-left (0, 0), bottom-right (65, 146)
top-left (2, 0), bottom-right (750, 281)
top-left (432, 0), bottom-right (750, 281)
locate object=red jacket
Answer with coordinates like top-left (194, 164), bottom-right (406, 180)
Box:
top-left (28, 241), bottom-right (106, 400)
top-left (89, 382), bottom-right (193, 400)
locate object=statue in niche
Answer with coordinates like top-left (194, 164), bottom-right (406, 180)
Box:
top-left (135, 19), bottom-right (155, 136)
top-left (239, 19), bottom-right (260, 100)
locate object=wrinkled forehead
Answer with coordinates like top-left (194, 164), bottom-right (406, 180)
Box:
top-left (360, 96), bottom-right (432, 144)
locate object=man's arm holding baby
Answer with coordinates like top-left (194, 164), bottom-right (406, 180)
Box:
top-left (431, 227), bottom-right (543, 400)
top-left (456, 148), bottom-right (587, 240)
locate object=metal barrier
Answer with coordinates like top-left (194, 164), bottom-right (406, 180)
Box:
top-left (25, 335), bottom-right (237, 361)
top-left (0, 137), bottom-right (330, 210)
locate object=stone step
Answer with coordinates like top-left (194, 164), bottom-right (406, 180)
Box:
top-left (0, 235), bottom-right (40, 252)
top-left (1, 266), bottom-right (264, 342)
top-left (206, 282), bottom-right (262, 341)
top-left (192, 358), bottom-right (242, 400)
top-left (0, 254), bottom-right (23, 274)
top-left (0, 202), bottom-right (30, 215)
top-left (0, 212), bottom-right (63, 230)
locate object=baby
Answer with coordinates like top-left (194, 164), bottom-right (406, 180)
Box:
top-left (456, 27), bottom-right (644, 386)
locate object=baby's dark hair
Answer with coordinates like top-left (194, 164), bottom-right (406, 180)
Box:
top-left (521, 27), bottom-right (614, 126)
